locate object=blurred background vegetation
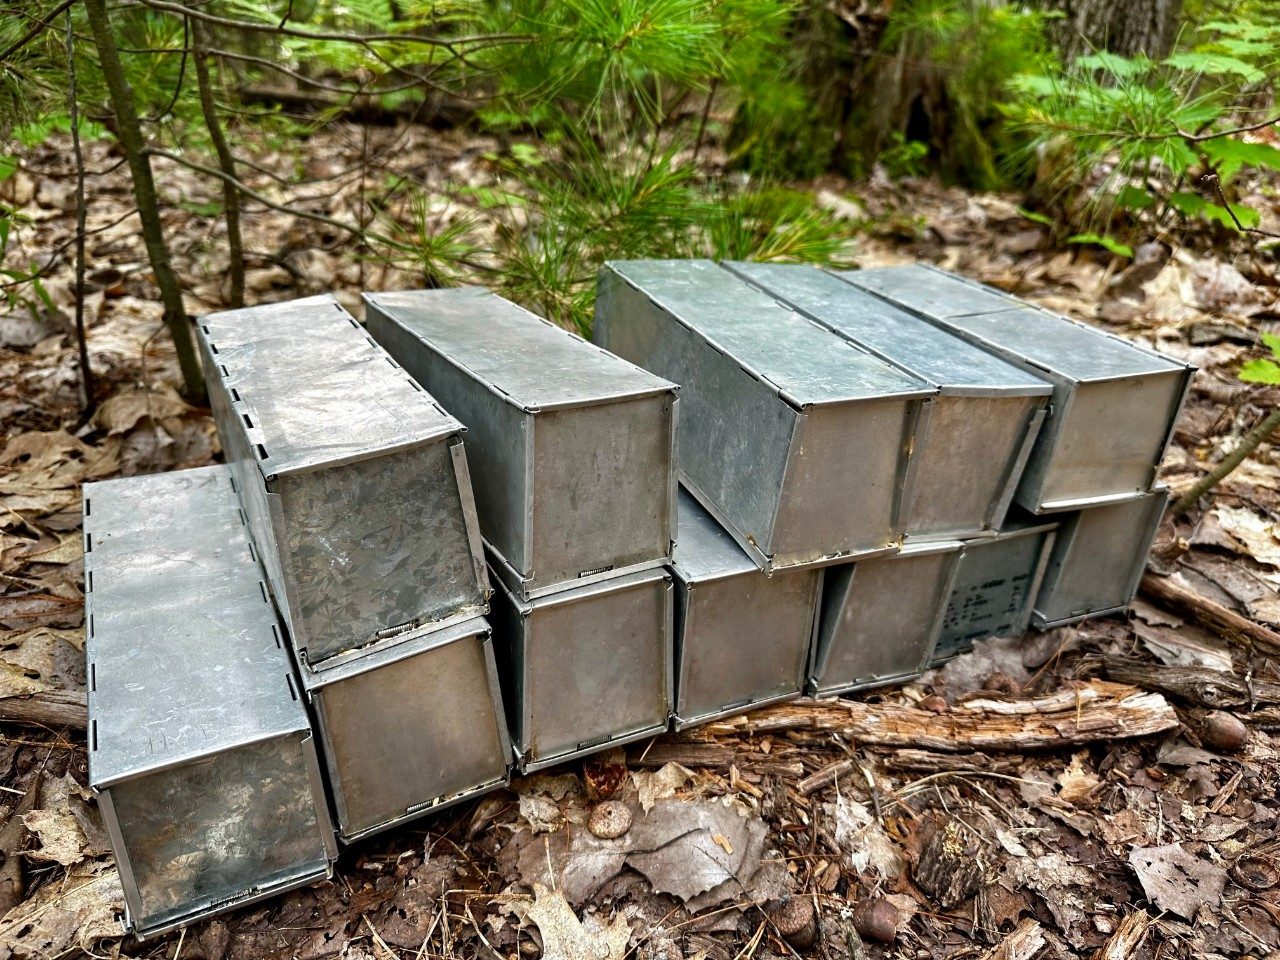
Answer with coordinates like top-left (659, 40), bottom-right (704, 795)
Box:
top-left (1, 0), bottom-right (1278, 399)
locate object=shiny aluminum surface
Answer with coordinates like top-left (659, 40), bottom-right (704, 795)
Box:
top-left (841, 265), bottom-right (1195, 513)
top-left (594, 260), bottom-right (933, 572)
top-left (83, 465), bottom-right (334, 937)
top-left (670, 491), bottom-right (818, 730)
top-left (488, 563), bottom-right (673, 772)
top-left (303, 616), bottom-right (510, 842)
top-left (811, 540), bottom-right (963, 696)
top-left (365, 288), bottom-right (677, 597)
top-left (725, 262), bottom-right (1049, 538)
top-left (196, 296), bottom-right (490, 668)
top-left (1033, 488), bottom-right (1168, 628)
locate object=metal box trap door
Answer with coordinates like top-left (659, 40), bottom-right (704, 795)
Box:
top-left (811, 540), bottom-right (963, 696)
top-left (195, 294), bottom-right (490, 670)
top-left (723, 261), bottom-right (1051, 541)
top-left (841, 265), bottom-right (1195, 515)
top-left (83, 466), bottom-right (335, 938)
top-left (670, 490), bottom-right (819, 731)
top-left (302, 617), bottom-right (511, 842)
top-left (364, 288), bottom-right (678, 599)
top-left (933, 518), bottom-right (1058, 665)
top-left (1033, 487), bottom-right (1169, 629)
top-left (595, 260), bottom-right (935, 574)
top-left (488, 563), bottom-right (673, 773)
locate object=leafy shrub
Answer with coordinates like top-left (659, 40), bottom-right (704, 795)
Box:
top-left (1008, 15), bottom-right (1280, 250)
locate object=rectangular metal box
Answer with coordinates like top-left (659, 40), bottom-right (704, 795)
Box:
top-left (364, 288), bottom-right (678, 599)
top-left (670, 490), bottom-right (819, 730)
top-left (841, 265), bottom-right (1194, 514)
top-left (933, 517), bottom-right (1058, 664)
top-left (724, 261), bottom-right (1051, 540)
top-left (302, 616), bottom-right (511, 842)
top-left (488, 564), bottom-right (673, 772)
top-left (195, 295), bottom-right (490, 670)
top-left (595, 260), bottom-right (934, 573)
top-left (810, 540), bottom-right (963, 696)
top-left (83, 465), bottom-right (335, 938)
top-left (1033, 487), bottom-right (1168, 628)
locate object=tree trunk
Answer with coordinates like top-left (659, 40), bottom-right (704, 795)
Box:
top-left (190, 14), bottom-right (245, 308)
top-left (82, 0), bottom-right (206, 401)
top-left (1033, 0), bottom-right (1185, 62)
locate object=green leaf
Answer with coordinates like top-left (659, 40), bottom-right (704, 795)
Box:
top-left (1262, 331), bottom-right (1280, 362)
top-left (1203, 202), bottom-right (1261, 231)
top-left (1076, 51), bottom-right (1149, 77)
top-left (0, 156), bottom-right (15, 182)
top-left (1016, 206), bottom-right (1054, 226)
top-left (1240, 358), bottom-right (1280, 384)
top-left (1164, 51), bottom-right (1265, 83)
top-left (1115, 185), bottom-right (1155, 210)
top-left (1201, 138), bottom-right (1280, 182)
top-left (1067, 232), bottom-right (1134, 258)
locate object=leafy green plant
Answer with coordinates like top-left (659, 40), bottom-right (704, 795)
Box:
top-left (1009, 16), bottom-right (1280, 244)
top-left (1241, 332), bottom-right (1280, 384)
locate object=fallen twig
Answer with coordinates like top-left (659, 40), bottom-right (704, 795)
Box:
top-left (0, 691), bottom-right (88, 730)
top-left (1099, 657), bottom-right (1280, 710)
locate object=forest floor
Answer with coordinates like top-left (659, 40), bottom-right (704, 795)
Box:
top-left (2, 123), bottom-right (1280, 960)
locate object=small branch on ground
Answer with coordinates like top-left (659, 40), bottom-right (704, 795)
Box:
top-left (1141, 572), bottom-right (1280, 654)
top-left (1171, 405), bottom-right (1280, 516)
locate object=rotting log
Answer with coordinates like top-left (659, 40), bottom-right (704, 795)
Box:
top-left (1099, 657), bottom-right (1280, 710)
top-left (1141, 572), bottom-right (1280, 654)
top-left (0, 691), bottom-right (88, 730)
top-left (724, 682), bottom-right (1179, 753)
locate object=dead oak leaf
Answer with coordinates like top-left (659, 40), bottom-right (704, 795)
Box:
top-left (1128, 843), bottom-right (1227, 920)
top-left (518, 884), bottom-right (630, 960)
top-left (0, 859), bottom-right (124, 957)
top-left (93, 385), bottom-right (190, 436)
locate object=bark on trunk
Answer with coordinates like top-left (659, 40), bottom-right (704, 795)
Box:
top-left (1033, 0), bottom-right (1185, 62)
top-left (83, 0), bottom-right (206, 401)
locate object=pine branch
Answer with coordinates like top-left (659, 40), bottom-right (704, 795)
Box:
top-left (0, 0), bottom-right (76, 64)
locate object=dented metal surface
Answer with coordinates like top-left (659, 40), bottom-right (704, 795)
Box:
top-left (594, 260), bottom-right (933, 573)
top-left (488, 562), bottom-right (673, 772)
top-left (365, 288), bottom-right (678, 598)
top-left (83, 465), bottom-right (335, 938)
top-left (670, 490), bottom-right (819, 731)
top-left (195, 295), bottom-right (490, 669)
top-left (840, 265), bottom-right (1195, 515)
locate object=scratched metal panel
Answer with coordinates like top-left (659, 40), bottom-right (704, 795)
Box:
top-left (670, 492), bottom-right (817, 729)
top-left (934, 518), bottom-right (1058, 663)
top-left (489, 565), bottom-right (672, 773)
top-left (366, 289), bottom-right (677, 596)
top-left (83, 465), bottom-right (333, 937)
top-left (196, 297), bottom-right (489, 667)
top-left (810, 541), bottom-right (962, 696)
top-left (595, 262), bottom-right (930, 571)
top-left (841, 266), bottom-right (1195, 513)
top-left (304, 617), bottom-right (510, 842)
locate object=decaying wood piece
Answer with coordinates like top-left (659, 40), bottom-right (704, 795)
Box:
top-left (736, 682), bottom-right (1178, 753)
top-left (873, 750), bottom-right (1021, 775)
top-left (0, 691), bottom-right (88, 730)
top-left (1141, 572), bottom-right (1280, 654)
top-left (981, 918), bottom-right (1047, 960)
top-left (914, 816), bottom-right (987, 908)
top-left (1100, 657), bottom-right (1280, 709)
top-left (1091, 911), bottom-right (1151, 960)
top-left (0, 771), bottom-right (42, 915)
top-left (797, 757), bottom-right (859, 795)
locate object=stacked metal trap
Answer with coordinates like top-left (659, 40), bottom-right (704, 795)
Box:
top-left (364, 288), bottom-right (678, 773)
top-left (84, 260), bottom-right (1192, 937)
